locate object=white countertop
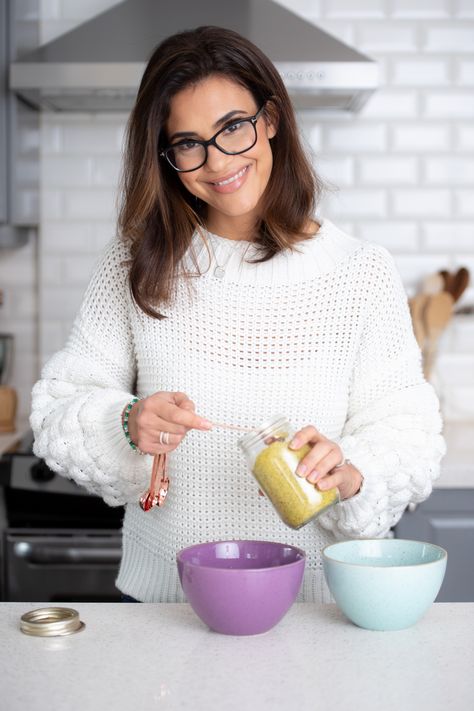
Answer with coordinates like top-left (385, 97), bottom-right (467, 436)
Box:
top-left (1, 602), bottom-right (472, 711)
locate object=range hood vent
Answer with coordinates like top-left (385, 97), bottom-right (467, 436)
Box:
top-left (10, 0), bottom-right (378, 114)
top-left (1, 0), bottom-right (39, 247)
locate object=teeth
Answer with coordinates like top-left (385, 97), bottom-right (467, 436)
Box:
top-left (214, 166), bottom-right (248, 186)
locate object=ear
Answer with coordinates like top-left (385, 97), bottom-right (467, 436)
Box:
top-left (266, 120), bottom-right (277, 140)
top-left (264, 100), bottom-right (279, 139)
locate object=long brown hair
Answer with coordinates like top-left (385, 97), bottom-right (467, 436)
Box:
top-left (118, 25), bottom-right (324, 319)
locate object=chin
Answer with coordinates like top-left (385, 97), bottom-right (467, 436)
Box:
top-left (224, 206), bottom-right (259, 219)
top-left (214, 197), bottom-right (261, 219)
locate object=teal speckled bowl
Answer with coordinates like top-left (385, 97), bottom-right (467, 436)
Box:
top-left (322, 539), bottom-right (447, 631)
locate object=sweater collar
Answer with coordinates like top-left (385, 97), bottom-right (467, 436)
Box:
top-left (183, 217), bottom-right (363, 286)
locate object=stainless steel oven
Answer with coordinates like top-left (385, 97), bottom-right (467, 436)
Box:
top-left (0, 433), bottom-right (124, 601)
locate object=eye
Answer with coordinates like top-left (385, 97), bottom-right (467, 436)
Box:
top-left (173, 140), bottom-right (200, 153)
top-left (223, 120), bottom-right (245, 136)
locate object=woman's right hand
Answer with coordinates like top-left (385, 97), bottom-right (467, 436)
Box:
top-left (126, 391), bottom-right (213, 455)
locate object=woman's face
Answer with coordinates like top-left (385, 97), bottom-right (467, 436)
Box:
top-left (165, 75), bottom-right (277, 239)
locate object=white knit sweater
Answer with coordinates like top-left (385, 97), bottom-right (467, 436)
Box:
top-left (31, 217), bottom-right (445, 602)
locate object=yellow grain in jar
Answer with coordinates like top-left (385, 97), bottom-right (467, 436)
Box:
top-left (239, 416), bottom-right (340, 530)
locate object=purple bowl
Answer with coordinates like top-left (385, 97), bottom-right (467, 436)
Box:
top-left (176, 540), bottom-right (305, 636)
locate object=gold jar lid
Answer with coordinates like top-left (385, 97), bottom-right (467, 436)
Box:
top-left (20, 607), bottom-right (85, 637)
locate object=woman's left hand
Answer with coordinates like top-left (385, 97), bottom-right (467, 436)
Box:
top-left (289, 425), bottom-right (363, 500)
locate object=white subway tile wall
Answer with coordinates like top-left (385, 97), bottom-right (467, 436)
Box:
top-left (392, 123), bottom-right (451, 151)
top-left (27, 0), bottom-right (474, 421)
top-left (458, 60), bottom-right (474, 84)
top-left (424, 26), bottom-right (474, 53)
top-left (390, 0), bottom-right (451, 19)
top-left (392, 59), bottom-right (450, 85)
top-left (456, 0), bottom-right (474, 19)
top-left (424, 91), bottom-right (474, 117)
top-left (0, 237), bottom-right (39, 413)
top-left (323, 0), bottom-right (388, 19)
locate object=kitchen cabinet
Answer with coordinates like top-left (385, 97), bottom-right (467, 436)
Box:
top-left (394, 489), bottom-right (474, 602)
top-left (1, 602), bottom-right (473, 711)
top-left (0, 0), bottom-right (39, 247)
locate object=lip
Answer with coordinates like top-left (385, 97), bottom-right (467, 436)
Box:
top-left (206, 164), bottom-right (251, 194)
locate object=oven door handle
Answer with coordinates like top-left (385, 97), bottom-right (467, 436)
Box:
top-left (13, 542), bottom-right (121, 565)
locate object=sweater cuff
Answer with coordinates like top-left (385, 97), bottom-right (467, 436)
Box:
top-left (317, 434), bottom-right (404, 539)
top-left (32, 389), bottom-right (153, 507)
top-left (80, 390), bottom-right (152, 487)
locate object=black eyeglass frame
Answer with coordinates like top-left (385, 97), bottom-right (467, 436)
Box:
top-left (160, 104), bottom-right (267, 173)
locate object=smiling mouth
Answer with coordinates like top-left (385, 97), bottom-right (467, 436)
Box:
top-left (211, 165), bottom-right (249, 186)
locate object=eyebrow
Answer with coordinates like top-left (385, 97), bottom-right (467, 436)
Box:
top-left (168, 110), bottom-right (249, 143)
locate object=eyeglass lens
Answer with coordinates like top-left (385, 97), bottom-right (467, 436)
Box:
top-left (168, 119), bottom-right (257, 171)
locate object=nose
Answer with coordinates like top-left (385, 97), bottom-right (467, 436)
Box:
top-left (205, 143), bottom-right (234, 174)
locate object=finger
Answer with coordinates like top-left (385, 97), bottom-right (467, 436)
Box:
top-left (316, 469), bottom-right (344, 487)
top-left (173, 392), bottom-right (196, 412)
top-left (315, 469), bottom-right (346, 496)
top-left (153, 431), bottom-right (182, 447)
top-left (140, 442), bottom-right (181, 456)
top-left (137, 409), bottom-right (188, 436)
top-left (258, 488), bottom-right (265, 497)
top-left (150, 397), bottom-right (212, 431)
top-left (135, 431), bottom-right (183, 454)
top-left (315, 470), bottom-right (343, 495)
top-left (306, 448), bottom-right (344, 483)
top-left (152, 410), bottom-right (199, 435)
top-left (295, 440), bottom-right (335, 478)
top-left (318, 466), bottom-right (362, 500)
top-left (143, 392), bottom-right (212, 434)
top-left (181, 400), bottom-right (196, 412)
top-left (288, 425), bottom-right (322, 449)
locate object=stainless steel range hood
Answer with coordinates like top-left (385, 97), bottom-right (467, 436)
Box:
top-left (1, 0), bottom-right (39, 247)
top-left (10, 0), bottom-right (378, 113)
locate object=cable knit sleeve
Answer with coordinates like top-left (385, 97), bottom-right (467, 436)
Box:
top-left (317, 245), bottom-right (446, 539)
top-left (30, 238), bottom-right (151, 507)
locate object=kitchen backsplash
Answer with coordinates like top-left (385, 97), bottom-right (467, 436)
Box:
top-left (1, 0), bottom-right (473, 419)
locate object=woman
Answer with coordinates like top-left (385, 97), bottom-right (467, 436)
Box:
top-left (31, 26), bottom-right (445, 603)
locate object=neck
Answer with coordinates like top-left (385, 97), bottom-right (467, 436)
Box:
top-left (204, 211), bottom-right (257, 242)
top-left (204, 214), bottom-right (321, 243)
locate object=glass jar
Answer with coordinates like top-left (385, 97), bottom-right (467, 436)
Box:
top-left (239, 416), bottom-right (340, 530)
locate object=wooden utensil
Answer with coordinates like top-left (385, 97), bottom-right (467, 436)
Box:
top-left (438, 267), bottom-right (470, 302)
top-left (438, 269), bottom-right (454, 293)
top-left (408, 294), bottom-right (429, 350)
top-left (0, 385), bottom-right (17, 433)
top-left (422, 292), bottom-right (454, 379)
top-left (422, 272), bottom-right (444, 296)
top-left (450, 267), bottom-right (470, 303)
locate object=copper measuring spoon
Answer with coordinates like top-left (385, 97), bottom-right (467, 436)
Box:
top-left (139, 453), bottom-right (169, 511)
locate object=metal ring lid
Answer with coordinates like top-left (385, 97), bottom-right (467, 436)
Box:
top-left (20, 607), bottom-right (85, 637)
top-left (238, 415), bottom-right (289, 450)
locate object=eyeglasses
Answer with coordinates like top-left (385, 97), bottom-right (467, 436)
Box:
top-left (160, 104), bottom-right (266, 173)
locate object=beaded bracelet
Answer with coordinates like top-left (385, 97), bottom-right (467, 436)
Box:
top-left (122, 397), bottom-right (145, 455)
